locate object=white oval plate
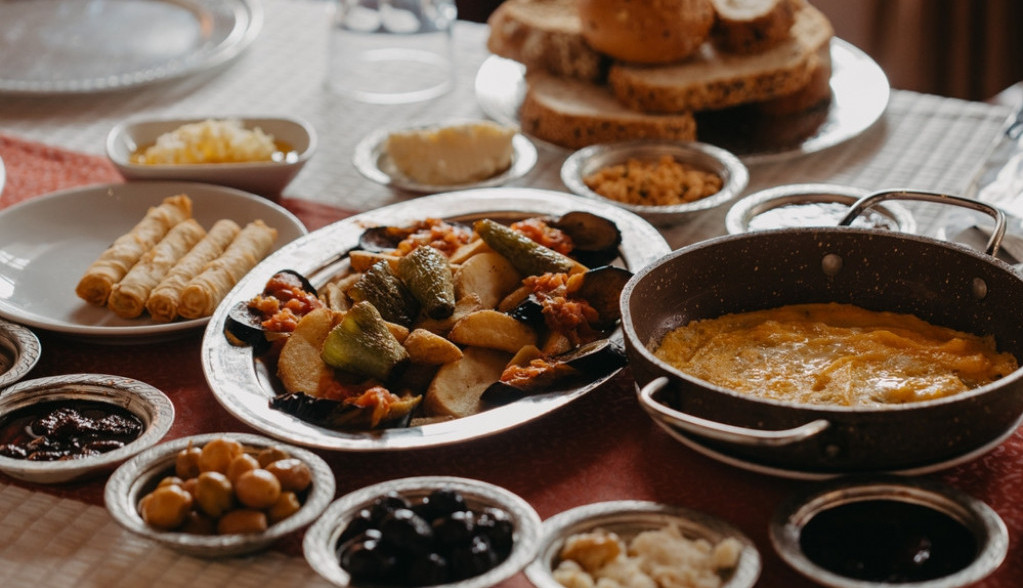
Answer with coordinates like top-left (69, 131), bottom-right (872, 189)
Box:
top-left (0, 0), bottom-right (262, 95)
top-left (353, 125), bottom-right (537, 193)
top-left (475, 39), bottom-right (889, 165)
top-left (0, 182), bottom-right (307, 342)
top-left (202, 188), bottom-right (669, 451)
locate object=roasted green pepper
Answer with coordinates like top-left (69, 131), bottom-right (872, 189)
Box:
top-left (321, 301), bottom-right (409, 381)
top-left (474, 218), bottom-right (577, 276)
top-left (397, 246), bottom-right (456, 319)
top-left (347, 260), bottom-right (419, 326)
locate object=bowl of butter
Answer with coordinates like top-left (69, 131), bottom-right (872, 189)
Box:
top-left (353, 120), bottom-right (537, 193)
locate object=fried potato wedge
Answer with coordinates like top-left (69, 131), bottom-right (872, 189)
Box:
top-left (454, 251), bottom-right (523, 309)
top-left (424, 347), bottom-right (512, 418)
top-left (349, 250), bottom-right (400, 273)
top-left (417, 293), bottom-right (486, 335)
top-left (278, 307), bottom-right (338, 396)
top-left (448, 309), bottom-right (537, 353)
top-left (404, 328), bottom-right (464, 365)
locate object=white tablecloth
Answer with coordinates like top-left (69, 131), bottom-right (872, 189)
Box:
top-left (0, 1), bottom-right (1017, 586)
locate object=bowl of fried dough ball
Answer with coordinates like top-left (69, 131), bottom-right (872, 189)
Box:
top-left (105, 432), bottom-right (335, 557)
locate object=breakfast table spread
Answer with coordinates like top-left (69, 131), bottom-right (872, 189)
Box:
top-left (1, 1), bottom-right (1022, 587)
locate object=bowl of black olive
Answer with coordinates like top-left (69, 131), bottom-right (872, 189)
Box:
top-left (0, 373), bottom-right (174, 484)
top-left (303, 476), bottom-right (542, 587)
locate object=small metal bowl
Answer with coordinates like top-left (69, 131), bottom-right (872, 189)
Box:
top-left (526, 500), bottom-right (761, 588)
top-left (771, 477), bottom-right (1008, 588)
top-left (303, 475), bottom-right (542, 587)
top-left (0, 374), bottom-right (174, 484)
top-left (561, 140), bottom-right (749, 225)
top-left (106, 116), bottom-right (317, 197)
top-left (725, 183), bottom-right (918, 234)
top-left (105, 432), bottom-right (335, 558)
top-left (0, 318), bottom-right (41, 390)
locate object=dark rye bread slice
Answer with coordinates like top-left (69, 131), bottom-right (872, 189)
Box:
top-left (607, 2), bottom-right (833, 113)
top-left (486, 0), bottom-right (608, 83)
top-left (710, 0), bottom-right (800, 55)
top-left (519, 71), bottom-right (697, 150)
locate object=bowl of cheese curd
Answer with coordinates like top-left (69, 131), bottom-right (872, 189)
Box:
top-left (106, 116), bottom-right (316, 198)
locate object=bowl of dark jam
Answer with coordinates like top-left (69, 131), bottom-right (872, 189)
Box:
top-left (303, 476), bottom-right (542, 588)
top-left (0, 373), bottom-right (174, 484)
top-left (770, 477), bottom-right (1008, 588)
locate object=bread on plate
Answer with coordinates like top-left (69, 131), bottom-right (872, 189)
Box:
top-left (519, 70), bottom-right (698, 149)
top-left (709, 0), bottom-right (801, 54)
top-left (607, 2), bottom-right (834, 113)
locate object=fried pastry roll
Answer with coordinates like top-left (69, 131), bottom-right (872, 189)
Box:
top-left (74, 194), bottom-right (193, 306)
top-left (177, 220), bottom-right (278, 319)
top-left (107, 219), bottom-right (207, 319)
top-left (146, 219), bottom-right (242, 322)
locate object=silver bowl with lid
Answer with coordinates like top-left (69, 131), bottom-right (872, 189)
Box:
top-left (770, 476), bottom-right (1008, 588)
top-left (726, 183), bottom-right (918, 234)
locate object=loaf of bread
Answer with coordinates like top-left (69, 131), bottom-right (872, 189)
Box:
top-left (519, 70), bottom-right (697, 149)
top-left (486, 0), bottom-right (608, 82)
top-left (710, 0), bottom-right (800, 54)
top-left (577, 0), bottom-right (716, 64)
top-left (607, 2), bottom-right (833, 113)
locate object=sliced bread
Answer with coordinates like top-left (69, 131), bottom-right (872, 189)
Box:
top-left (486, 0), bottom-right (608, 82)
top-left (519, 70), bottom-right (697, 150)
top-left (710, 0), bottom-right (800, 55)
top-left (607, 2), bottom-right (834, 113)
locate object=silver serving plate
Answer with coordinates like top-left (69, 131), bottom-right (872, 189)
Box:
top-left (475, 38), bottom-right (890, 165)
top-left (201, 188), bottom-right (670, 451)
top-left (525, 500), bottom-right (761, 588)
top-left (105, 432), bottom-right (335, 558)
top-left (304, 475), bottom-right (542, 587)
top-left (0, 0), bottom-right (262, 95)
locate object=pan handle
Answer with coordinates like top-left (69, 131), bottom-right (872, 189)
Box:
top-left (839, 189), bottom-right (1008, 257)
top-left (637, 377), bottom-right (831, 447)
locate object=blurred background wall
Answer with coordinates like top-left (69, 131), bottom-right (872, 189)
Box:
top-left (458, 0), bottom-right (1023, 103)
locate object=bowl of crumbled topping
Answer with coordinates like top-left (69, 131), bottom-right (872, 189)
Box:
top-left (526, 500), bottom-right (761, 588)
top-left (106, 116), bottom-right (316, 197)
top-left (561, 140), bottom-right (748, 225)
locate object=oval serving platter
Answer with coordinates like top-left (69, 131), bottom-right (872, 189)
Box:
top-left (201, 188), bottom-right (669, 451)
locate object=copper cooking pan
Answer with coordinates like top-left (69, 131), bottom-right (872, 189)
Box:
top-left (623, 191), bottom-right (1023, 474)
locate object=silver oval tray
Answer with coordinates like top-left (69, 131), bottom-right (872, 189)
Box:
top-left (201, 188), bottom-right (670, 451)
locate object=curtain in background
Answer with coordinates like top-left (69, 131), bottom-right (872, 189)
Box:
top-left (813, 0), bottom-right (1023, 101)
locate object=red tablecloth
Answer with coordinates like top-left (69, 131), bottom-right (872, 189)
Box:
top-left (3, 134), bottom-right (1022, 587)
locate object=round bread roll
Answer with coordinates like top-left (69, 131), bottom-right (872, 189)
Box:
top-left (578, 0), bottom-right (716, 64)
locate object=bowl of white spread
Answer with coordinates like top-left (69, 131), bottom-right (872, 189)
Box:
top-left (106, 116), bottom-right (316, 198)
top-left (353, 120), bottom-right (537, 193)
